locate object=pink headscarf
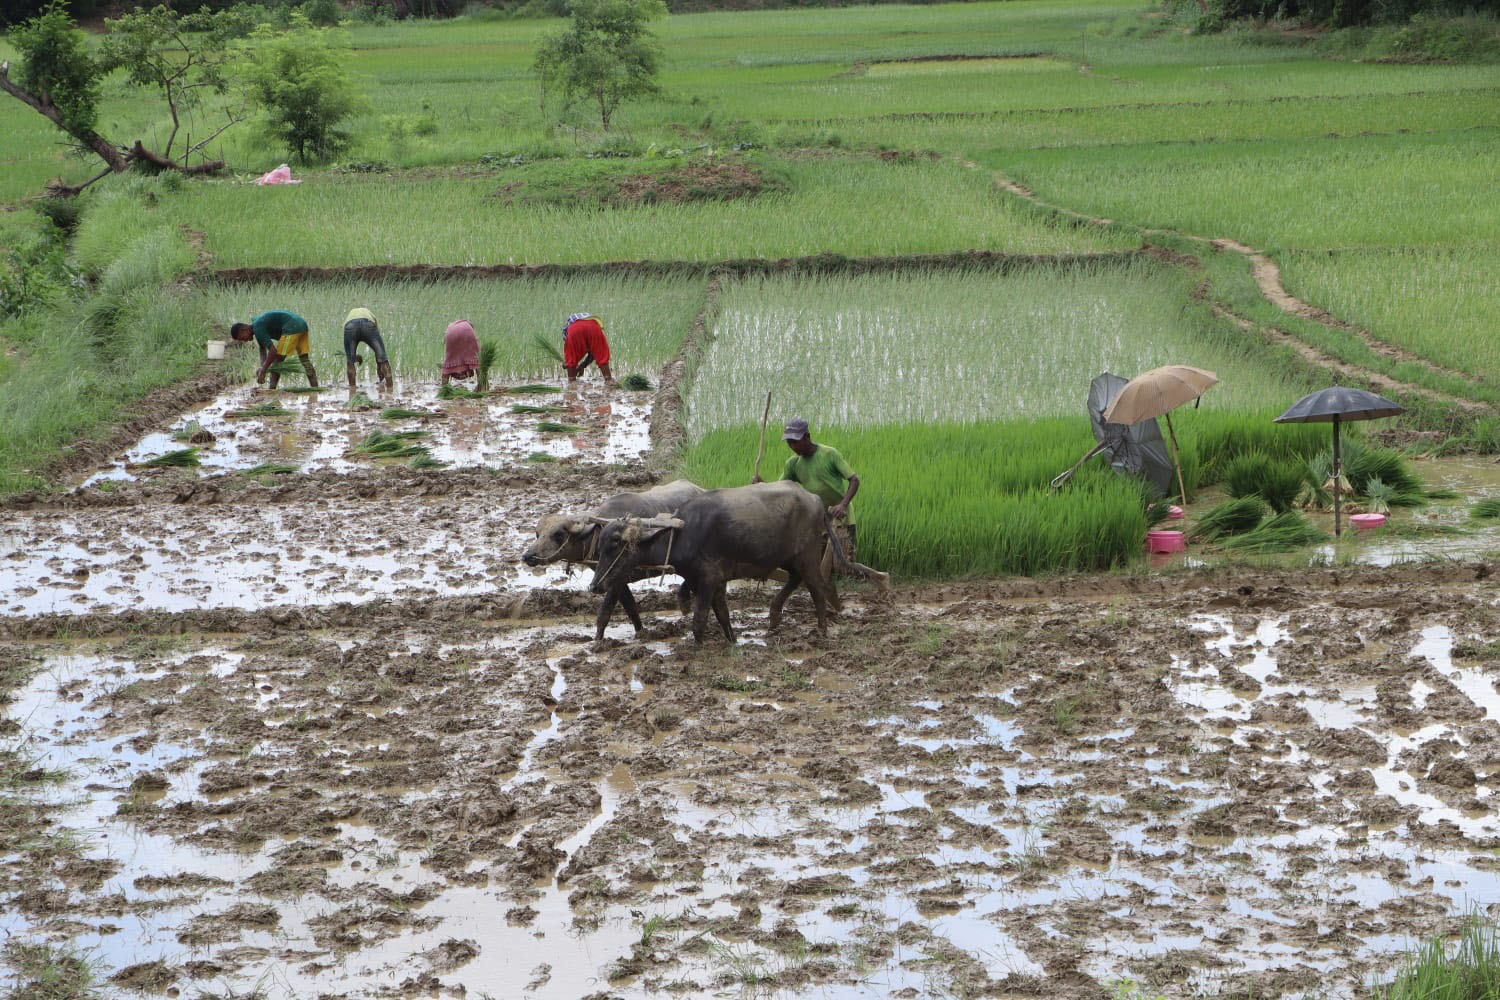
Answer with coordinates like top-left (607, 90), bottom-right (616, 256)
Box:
top-left (442, 320), bottom-right (479, 375)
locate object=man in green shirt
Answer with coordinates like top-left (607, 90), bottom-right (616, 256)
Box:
top-left (229, 309), bottom-right (318, 390)
top-left (755, 417), bottom-right (888, 592)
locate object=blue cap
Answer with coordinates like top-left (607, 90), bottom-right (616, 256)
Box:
top-left (782, 417), bottom-right (809, 441)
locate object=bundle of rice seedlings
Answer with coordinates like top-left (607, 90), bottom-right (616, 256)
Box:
top-left (505, 384), bottom-right (563, 395)
top-left (380, 407), bottom-right (439, 420)
top-left (1144, 500), bottom-right (1172, 530)
top-left (526, 451), bottom-right (558, 463)
top-left (345, 392), bottom-right (377, 410)
top-left (409, 454), bottom-right (449, 470)
top-left (536, 420), bottom-right (582, 434)
top-left (510, 403), bottom-right (565, 414)
top-left (620, 373), bottom-right (653, 391)
top-left (1224, 452), bottom-right (1306, 514)
top-left (141, 449), bottom-right (200, 469)
top-left (437, 384), bottom-right (485, 400)
top-left (226, 402), bottom-right (292, 418)
top-left (1426, 486), bottom-right (1460, 500)
top-left (531, 332), bottom-right (564, 364)
top-left (242, 463), bottom-right (298, 476)
top-left (1223, 511), bottom-right (1328, 553)
top-left (1190, 496), bottom-right (1269, 542)
top-left (1363, 476), bottom-right (1395, 515)
top-left (476, 339), bottom-right (498, 391)
top-left (352, 430), bottom-right (429, 458)
top-left (281, 385), bottom-right (324, 394)
top-left (1340, 442), bottom-right (1427, 506)
top-left (172, 420), bottom-right (205, 442)
top-left (268, 359), bottom-right (305, 377)
top-left (1471, 498), bottom-right (1500, 519)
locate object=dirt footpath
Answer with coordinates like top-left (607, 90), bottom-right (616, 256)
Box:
top-left (4, 564), bottom-right (1498, 999)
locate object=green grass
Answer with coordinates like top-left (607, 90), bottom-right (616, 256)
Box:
top-left (193, 274), bottom-right (699, 378)
top-left (153, 156), bottom-right (1130, 268)
top-left (1375, 916), bottom-right (1500, 1000)
top-left (686, 262), bottom-right (1305, 438)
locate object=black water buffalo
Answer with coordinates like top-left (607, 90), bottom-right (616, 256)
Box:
top-left (521, 479), bottom-right (704, 640)
top-left (588, 481), bottom-right (847, 643)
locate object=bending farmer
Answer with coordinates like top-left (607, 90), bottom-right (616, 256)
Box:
top-left (563, 312), bottom-right (615, 384)
top-left (344, 307), bottom-right (392, 391)
top-left (442, 320), bottom-right (479, 386)
top-left (757, 417), bottom-right (890, 592)
top-left (231, 309), bottom-right (318, 389)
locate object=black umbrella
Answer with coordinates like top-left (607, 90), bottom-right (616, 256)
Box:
top-left (1273, 386), bottom-right (1404, 537)
top-left (1051, 373), bottom-right (1174, 497)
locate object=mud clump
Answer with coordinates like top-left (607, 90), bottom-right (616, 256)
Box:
top-left (493, 159), bottom-right (786, 210)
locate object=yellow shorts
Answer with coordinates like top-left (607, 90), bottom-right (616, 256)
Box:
top-left (275, 331), bottom-right (311, 357)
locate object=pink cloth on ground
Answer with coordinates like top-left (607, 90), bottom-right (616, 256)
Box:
top-left (256, 164), bottom-right (300, 186)
top-left (442, 320), bottom-right (480, 375)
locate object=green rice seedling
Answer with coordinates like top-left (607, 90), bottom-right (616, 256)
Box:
top-left (437, 384), bottom-right (486, 400)
top-left (345, 392), bottom-right (377, 410)
top-left (1223, 512), bottom-right (1328, 554)
top-left (242, 463), bottom-right (298, 476)
top-left (1223, 453), bottom-right (1306, 514)
top-left (281, 385), bottom-right (325, 394)
top-left (1338, 442), bottom-right (1427, 506)
top-left (1426, 486), bottom-right (1460, 500)
top-left (409, 454), bottom-right (449, 470)
top-left (620, 373), bottom-right (653, 391)
top-left (379, 408), bottom-right (438, 420)
top-left (526, 451), bottom-right (558, 463)
top-left (1363, 477), bottom-right (1394, 515)
top-left (536, 420), bottom-right (583, 434)
top-left (532, 331), bottom-right (564, 364)
top-left (226, 402), bottom-right (292, 418)
top-left (476, 339), bottom-right (499, 391)
top-left (140, 448), bottom-right (199, 469)
top-left (1471, 498), bottom-right (1500, 519)
top-left (352, 430), bottom-right (430, 458)
top-left (1144, 501), bottom-right (1172, 530)
top-left (1190, 496), bottom-right (1269, 543)
top-left (267, 360), bottom-right (305, 377)
top-left (511, 403), bottom-right (565, 414)
top-left (1375, 914), bottom-right (1500, 1000)
top-left (506, 384), bottom-right (564, 395)
top-left (172, 420), bottom-right (204, 442)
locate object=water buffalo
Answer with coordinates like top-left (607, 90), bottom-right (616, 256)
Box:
top-left (588, 481), bottom-right (848, 643)
top-left (522, 479), bottom-right (704, 640)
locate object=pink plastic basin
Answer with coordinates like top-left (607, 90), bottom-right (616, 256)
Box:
top-left (1146, 529), bottom-right (1186, 554)
top-left (1350, 513), bottom-right (1387, 532)
top-left (1166, 505), bottom-right (1185, 520)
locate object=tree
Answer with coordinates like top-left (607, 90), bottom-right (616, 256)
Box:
top-left (240, 15), bottom-right (365, 162)
top-left (98, 5), bottom-right (257, 168)
top-left (0, 2), bottom-right (253, 188)
top-left (533, 0), bottom-right (666, 131)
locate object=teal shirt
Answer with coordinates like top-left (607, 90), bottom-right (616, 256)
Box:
top-left (250, 310), bottom-right (308, 351)
top-left (782, 443), bottom-right (857, 522)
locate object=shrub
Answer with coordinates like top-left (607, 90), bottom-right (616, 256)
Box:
top-left (241, 15), bottom-right (366, 162)
top-left (301, 0), bottom-right (341, 24)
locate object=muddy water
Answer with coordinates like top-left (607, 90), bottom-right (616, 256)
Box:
top-left (82, 378), bottom-right (651, 484)
top-left (6, 581), bottom-right (1500, 998)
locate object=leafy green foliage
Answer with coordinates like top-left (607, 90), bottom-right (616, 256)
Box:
top-left (0, 225), bottom-right (77, 319)
top-left (240, 15), bottom-right (365, 162)
top-left (8, 1), bottom-right (101, 134)
top-left (533, 0), bottom-right (667, 130)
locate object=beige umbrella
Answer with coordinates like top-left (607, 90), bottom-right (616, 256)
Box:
top-left (1102, 365), bottom-right (1218, 507)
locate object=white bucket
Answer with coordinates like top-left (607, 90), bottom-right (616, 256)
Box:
top-left (206, 340), bottom-right (226, 360)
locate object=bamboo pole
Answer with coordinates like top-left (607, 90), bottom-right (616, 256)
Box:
top-left (1164, 411), bottom-right (1189, 509)
top-left (752, 390), bottom-right (772, 481)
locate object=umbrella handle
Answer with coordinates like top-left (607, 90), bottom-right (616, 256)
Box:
top-left (1051, 442), bottom-right (1109, 490)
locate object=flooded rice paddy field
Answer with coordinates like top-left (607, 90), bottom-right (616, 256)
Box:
top-left (4, 571), bottom-right (1500, 998)
top-left (83, 378), bottom-right (651, 485)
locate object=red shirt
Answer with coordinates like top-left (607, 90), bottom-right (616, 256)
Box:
top-left (563, 317), bottom-right (610, 368)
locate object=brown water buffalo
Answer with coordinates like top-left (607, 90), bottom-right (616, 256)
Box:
top-left (521, 479), bottom-right (704, 640)
top-left (588, 481), bottom-right (848, 643)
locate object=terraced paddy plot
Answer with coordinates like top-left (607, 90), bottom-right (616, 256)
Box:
top-left (195, 275), bottom-right (698, 380)
top-left (1281, 248), bottom-right (1500, 383)
top-left (686, 262), bottom-right (1297, 436)
top-left (162, 157), bottom-right (1134, 268)
top-left (4, 585), bottom-right (1499, 996)
top-left (83, 379), bottom-right (649, 485)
